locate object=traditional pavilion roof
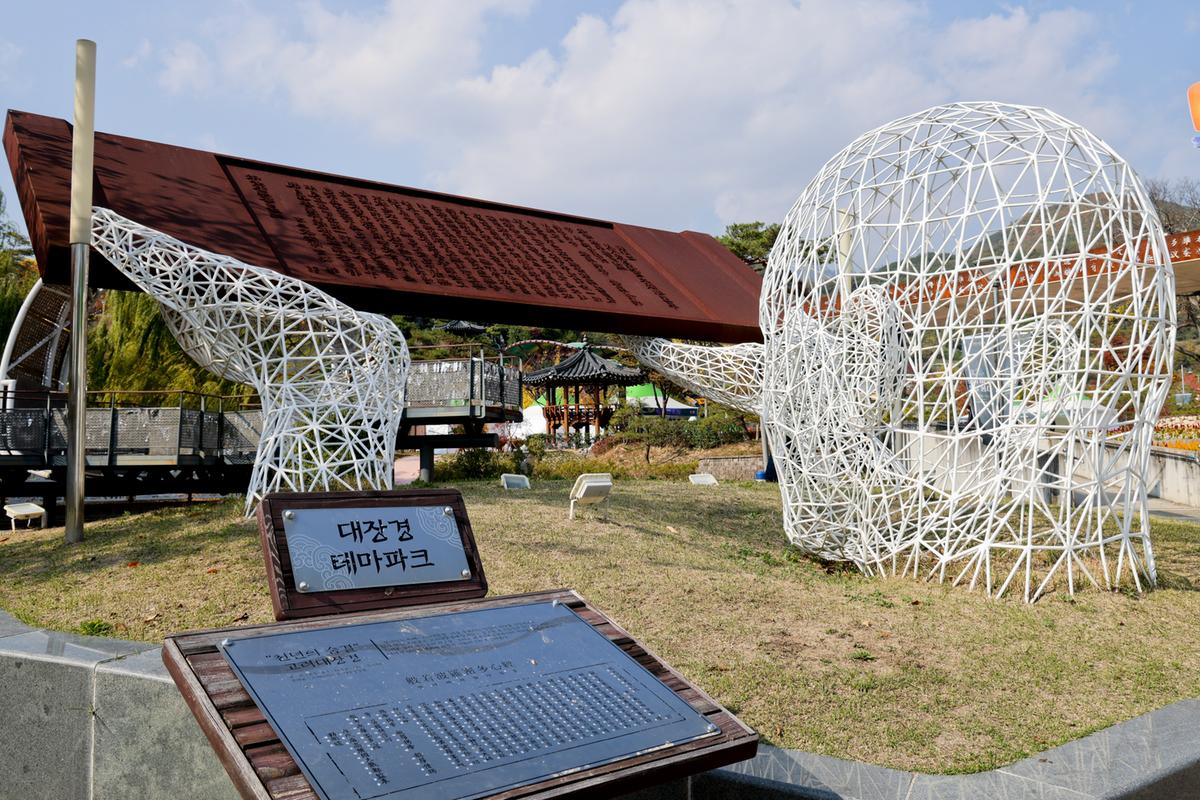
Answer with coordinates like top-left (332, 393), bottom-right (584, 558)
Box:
top-left (440, 320), bottom-right (489, 336)
top-left (524, 347), bottom-right (644, 388)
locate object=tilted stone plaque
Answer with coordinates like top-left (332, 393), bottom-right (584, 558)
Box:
top-left (219, 601), bottom-right (717, 800)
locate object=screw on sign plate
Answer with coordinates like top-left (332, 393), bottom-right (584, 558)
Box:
top-left (283, 510), bottom-right (295, 520)
top-left (443, 506), bottom-right (454, 517)
top-left (298, 581), bottom-right (309, 591)
top-left (460, 568), bottom-right (471, 578)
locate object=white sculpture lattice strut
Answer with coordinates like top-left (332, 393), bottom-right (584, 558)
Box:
top-left (629, 102), bottom-right (1176, 601)
top-left (91, 207), bottom-right (410, 514)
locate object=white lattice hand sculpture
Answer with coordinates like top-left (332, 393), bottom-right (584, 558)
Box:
top-left (91, 207), bottom-right (410, 514)
top-left (620, 336), bottom-right (763, 415)
top-left (629, 102), bottom-right (1175, 600)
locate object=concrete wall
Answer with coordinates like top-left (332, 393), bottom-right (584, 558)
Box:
top-left (1146, 447), bottom-right (1200, 506)
top-left (888, 429), bottom-right (1200, 508)
top-left (697, 455), bottom-right (761, 480)
top-left (0, 611), bottom-right (237, 800)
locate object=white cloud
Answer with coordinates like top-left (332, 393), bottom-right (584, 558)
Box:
top-left (160, 0), bottom-right (1155, 231)
top-left (159, 41), bottom-right (213, 93)
top-left (122, 38), bottom-right (153, 69)
top-left (0, 41), bottom-right (21, 88)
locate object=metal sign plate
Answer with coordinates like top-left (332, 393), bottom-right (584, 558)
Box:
top-left (219, 601), bottom-right (716, 800)
top-left (281, 505), bottom-right (471, 592)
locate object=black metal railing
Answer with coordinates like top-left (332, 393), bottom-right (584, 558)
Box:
top-left (406, 355), bottom-right (523, 416)
top-left (0, 389), bottom-right (261, 465)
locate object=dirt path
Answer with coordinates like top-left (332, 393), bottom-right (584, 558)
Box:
top-left (393, 455), bottom-right (420, 485)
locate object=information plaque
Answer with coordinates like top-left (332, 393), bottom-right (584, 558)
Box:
top-left (258, 489), bottom-right (488, 620)
top-left (281, 504), bottom-right (471, 593)
top-left (218, 601), bottom-right (717, 800)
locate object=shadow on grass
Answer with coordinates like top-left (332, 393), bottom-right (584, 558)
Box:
top-left (455, 479), bottom-right (864, 584)
top-left (0, 499), bottom-right (254, 585)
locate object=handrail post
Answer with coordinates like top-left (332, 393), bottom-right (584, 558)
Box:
top-left (43, 392), bottom-right (51, 465)
top-left (176, 390), bottom-right (185, 457)
top-left (198, 395), bottom-right (206, 459)
top-left (107, 392), bottom-right (116, 468)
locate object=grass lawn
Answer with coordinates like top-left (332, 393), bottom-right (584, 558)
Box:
top-left (0, 480), bottom-right (1198, 774)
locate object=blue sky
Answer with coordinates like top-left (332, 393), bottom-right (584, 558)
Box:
top-left (1, 0), bottom-right (1198, 239)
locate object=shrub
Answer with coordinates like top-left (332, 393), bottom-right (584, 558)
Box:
top-left (435, 448), bottom-right (522, 481)
top-left (604, 403), bottom-right (753, 455)
top-left (686, 408), bottom-right (751, 449)
top-left (530, 450), bottom-right (696, 481)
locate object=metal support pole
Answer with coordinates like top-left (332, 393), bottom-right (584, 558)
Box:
top-left (65, 39), bottom-right (96, 544)
top-left (418, 446), bottom-right (434, 483)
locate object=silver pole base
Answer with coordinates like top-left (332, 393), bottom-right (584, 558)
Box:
top-left (64, 242), bottom-right (89, 544)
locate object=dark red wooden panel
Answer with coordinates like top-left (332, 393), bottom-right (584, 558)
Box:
top-left (4, 109), bottom-right (761, 341)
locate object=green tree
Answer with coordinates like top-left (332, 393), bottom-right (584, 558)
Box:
top-left (0, 191), bottom-right (38, 346)
top-left (717, 221), bottom-right (780, 269)
top-left (86, 290), bottom-right (254, 402)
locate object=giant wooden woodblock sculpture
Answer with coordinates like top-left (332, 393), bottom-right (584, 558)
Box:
top-left (628, 102), bottom-right (1176, 600)
top-left (91, 207), bottom-right (410, 513)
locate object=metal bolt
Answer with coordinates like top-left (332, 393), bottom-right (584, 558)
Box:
top-left (220, 638), bottom-right (231, 648)
top-left (707, 723), bottom-right (719, 733)
top-left (443, 506), bottom-right (454, 517)
top-left (551, 599), bottom-right (560, 607)
top-left (298, 581), bottom-right (309, 591)
top-left (460, 568), bottom-right (471, 578)
top-left (283, 510), bottom-right (295, 520)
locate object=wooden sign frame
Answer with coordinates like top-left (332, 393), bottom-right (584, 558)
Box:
top-left (162, 589), bottom-right (758, 800)
top-left (257, 489), bottom-right (488, 620)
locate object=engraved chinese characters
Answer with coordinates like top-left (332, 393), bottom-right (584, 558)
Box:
top-left (282, 505), bottom-right (472, 592)
top-left (227, 166), bottom-right (680, 311)
top-left (219, 602), bottom-right (716, 800)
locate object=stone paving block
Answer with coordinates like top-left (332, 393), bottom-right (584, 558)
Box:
top-left (0, 629), bottom-right (149, 799)
top-left (0, 608), bottom-right (32, 638)
top-left (92, 647), bottom-right (239, 800)
top-left (999, 699), bottom-right (1200, 800)
top-left (694, 770), bottom-right (842, 799)
top-left (907, 771), bottom-right (1093, 800)
top-left (701, 744), bottom-right (914, 800)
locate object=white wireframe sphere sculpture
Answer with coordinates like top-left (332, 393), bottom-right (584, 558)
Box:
top-left (631, 102), bottom-right (1175, 600)
top-left (91, 207), bottom-right (410, 514)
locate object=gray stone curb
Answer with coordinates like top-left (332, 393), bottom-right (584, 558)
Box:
top-left (0, 611), bottom-right (1194, 799)
top-left (700, 699), bottom-right (1200, 799)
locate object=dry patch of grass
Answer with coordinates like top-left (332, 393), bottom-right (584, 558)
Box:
top-left (0, 482), bottom-right (1198, 774)
top-left (526, 441), bottom-right (761, 480)
top-left (0, 503), bottom-right (274, 639)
